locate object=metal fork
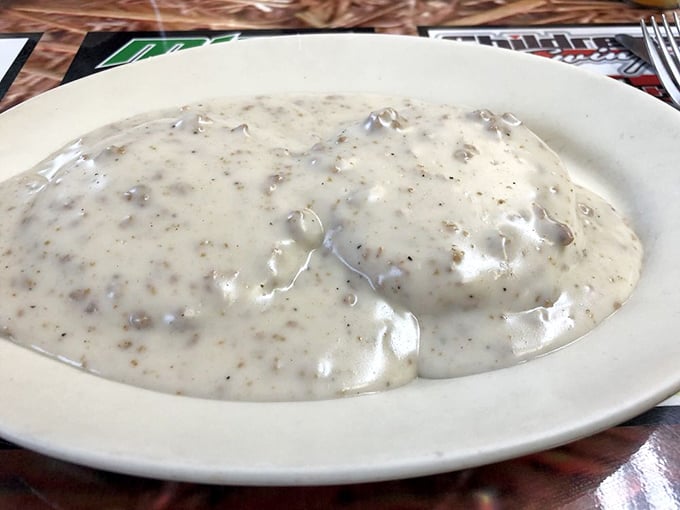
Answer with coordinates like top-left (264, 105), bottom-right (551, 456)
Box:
top-left (641, 12), bottom-right (680, 108)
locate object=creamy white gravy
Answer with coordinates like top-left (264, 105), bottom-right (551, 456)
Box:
top-left (0, 95), bottom-right (642, 401)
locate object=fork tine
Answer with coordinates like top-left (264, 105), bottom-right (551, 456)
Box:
top-left (641, 17), bottom-right (680, 106)
top-left (660, 13), bottom-right (680, 86)
top-left (651, 17), bottom-right (676, 80)
top-left (673, 11), bottom-right (680, 71)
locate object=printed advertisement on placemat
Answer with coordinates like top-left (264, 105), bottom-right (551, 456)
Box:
top-left (419, 25), bottom-right (667, 103)
top-left (63, 28), bottom-right (374, 83)
top-left (0, 33), bottom-right (40, 100)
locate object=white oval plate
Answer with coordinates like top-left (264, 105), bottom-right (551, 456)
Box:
top-left (1, 35), bottom-right (679, 486)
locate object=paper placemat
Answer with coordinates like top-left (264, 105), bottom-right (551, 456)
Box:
top-left (419, 25), bottom-right (667, 103)
top-left (63, 28), bottom-right (374, 83)
top-left (0, 33), bottom-right (40, 100)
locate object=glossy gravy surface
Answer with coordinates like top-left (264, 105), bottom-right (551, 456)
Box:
top-left (0, 95), bottom-right (642, 400)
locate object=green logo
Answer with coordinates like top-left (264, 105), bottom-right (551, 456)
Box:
top-left (96, 34), bottom-right (240, 69)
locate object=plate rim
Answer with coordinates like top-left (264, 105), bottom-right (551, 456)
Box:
top-left (1, 33), bottom-right (679, 485)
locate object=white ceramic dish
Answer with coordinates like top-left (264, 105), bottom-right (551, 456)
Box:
top-left (0, 34), bottom-right (679, 486)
